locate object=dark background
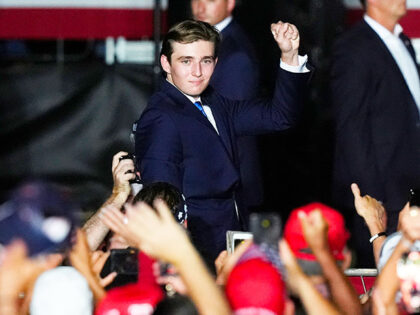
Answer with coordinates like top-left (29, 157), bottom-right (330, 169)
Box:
top-left (0, 0), bottom-right (349, 221)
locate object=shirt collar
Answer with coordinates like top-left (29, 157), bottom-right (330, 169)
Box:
top-left (214, 15), bottom-right (233, 32)
top-left (166, 79), bottom-right (201, 104)
top-left (364, 14), bottom-right (403, 40)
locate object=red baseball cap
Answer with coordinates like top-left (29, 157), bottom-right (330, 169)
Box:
top-left (284, 202), bottom-right (350, 261)
top-left (226, 258), bottom-right (285, 315)
top-left (95, 283), bottom-right (163, 315)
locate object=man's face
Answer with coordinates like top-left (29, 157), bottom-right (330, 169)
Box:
top-left (371, 0), bottom-right (406, 21)
top-left (161, 40), bottom-right (217, 97)
top-left (191, 0), bottom-right (234, 26)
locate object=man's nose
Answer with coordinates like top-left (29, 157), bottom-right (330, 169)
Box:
top-left (192, 62), bottom-right (202, 77)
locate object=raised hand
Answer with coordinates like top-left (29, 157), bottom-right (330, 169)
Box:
top-left (299, 210), bottom-right (330, 254)
top-left (69, 229), bottom-right (116, 301)
top-left (111, 151), bottom-right (136, 202)
top-left (351, 183), bottom-right (386, 233)
top-left (271, 21), bottom-right (300, 65)
top-left (123, 200), bottom-right (191, 264)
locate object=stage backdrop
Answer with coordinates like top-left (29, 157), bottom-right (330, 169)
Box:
top-left (0, 62), bottom-right (153, 211)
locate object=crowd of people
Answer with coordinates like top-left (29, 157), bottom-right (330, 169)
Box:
top-left (0, 149), bottom-right (419, 315)
top-left (1, 0), bottom-right (419, 313)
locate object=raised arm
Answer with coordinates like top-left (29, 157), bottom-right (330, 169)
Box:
top-left (225, 21), bottom-right (310, 137)
top-left (299, 210), bottom-right (362, 315)
top-left (280, 240), bottom-right (341, 315)
top-left (351, 183), bottom-right (387, 265)
top-left (83, 151), bottom-right (135, 250)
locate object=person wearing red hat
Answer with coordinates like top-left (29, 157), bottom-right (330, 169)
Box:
top-left (95, 252), bottom-right (164, 315)
top-left (225, 257), bottom-right (286, 315)
top-left (284, 202), bottom-right (362, 315)
top-left (220, 238), bottom-right (343, 315)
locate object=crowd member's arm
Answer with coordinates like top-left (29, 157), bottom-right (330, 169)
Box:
top-left (280, 239), bottom-right (341, 315)
top-left (373, 207), bottom-right (420, 315)
top-left (299, 210), bottom-right (362, 315)
top-left (351, 183), bottom-right (387, 265)
top-left (106, 200), bottom-right (231, 315)
top-left (83, 151), bottom-right (135, 250)
top-left (70, 229), bottom-right (117, 303)
top-left (0, 241), bottom-right (62, 315)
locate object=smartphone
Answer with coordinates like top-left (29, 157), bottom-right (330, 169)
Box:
top-left (226, 231), bottom-right (253, 254)
top-left (249, 213), bottom-right (282, 247)
top-left (110, 248), bottom-right (139, 276)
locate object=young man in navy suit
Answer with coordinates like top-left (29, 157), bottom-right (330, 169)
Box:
top-left (191, 0), bottom-right (264, 212)
top-left (135, 20), bottom-right (310, 262)
top-left (331, 0), bottom-right (420, 266)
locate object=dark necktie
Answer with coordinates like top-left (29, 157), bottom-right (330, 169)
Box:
top-left (194, 101), bottom-right (207, 118)
top-left (399, 32), bottom-right (417, 63)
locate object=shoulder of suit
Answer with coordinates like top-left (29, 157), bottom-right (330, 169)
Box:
top-left (144, 91), bottom-right (182, 115)
top-left (220, 21), bottom-right (256, 54)
top-left (333, 20), bottom-right (376, 55)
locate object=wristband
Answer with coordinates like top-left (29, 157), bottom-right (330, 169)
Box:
top-left (369, 232), bottom-right (386, 243)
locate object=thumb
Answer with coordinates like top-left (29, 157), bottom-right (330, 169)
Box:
top-left (351, 183), bottom-right (361, 200)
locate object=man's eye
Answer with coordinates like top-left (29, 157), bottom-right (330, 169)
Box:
top-left (181, 59), bottom-right (190, 64)
top-left (203, 59), bottom-right (213, 64)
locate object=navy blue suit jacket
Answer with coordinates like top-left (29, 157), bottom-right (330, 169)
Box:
top-left (210, 19), bottom-right (264, 209)
top-left (331, 20), bottom-right (420, 234)
top-left (211, 20), bottom-right (260, 99)
top-left (135, 68), bottom-right (310, 261)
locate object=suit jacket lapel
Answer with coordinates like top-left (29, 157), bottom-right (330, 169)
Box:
top-left (161, 80), bottom-right (217, 133)
top-left (202, 92), bottom-right (236, 161)
top-left (363, 20), bottom-right (419, 93)
top-left (161, 80), bottom-right (236, 162)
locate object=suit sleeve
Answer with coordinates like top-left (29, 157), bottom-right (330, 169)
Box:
top-left (229, 67), bottom-right (311, 136)
top-left (135, 108), bottom-right (183, 190)
top-left (330, 42), bottom-right (385, 200)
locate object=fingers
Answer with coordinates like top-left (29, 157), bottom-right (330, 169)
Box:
top-left (271, 21), bottom-right (297, 39)
top-left (112, 151), bottom-right (129, 173)
top-left (311, 210), bottom-right (326, 227)
top-left (289, 23), bottom-right (299, 40)
top-left (279, 239), bottom-right (296, 267)
top-left (298, 210), bottom-right (310, 232)
top-left (214, 250), bottom-right (228, 272)
top-left (114, 159), bottom-right (136, 181)
top-left (126, 202), bottom-right (159, 228)
top-left (100, 271), bottom-right (117, 288)
top-left (154, 199), bottom-right (175, 222)
top-left (91, 251), bottom-right (102, 265)
top-left (92, 250), bottom-right (111, 273)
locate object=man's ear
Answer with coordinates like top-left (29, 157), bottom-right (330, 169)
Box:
top-left (214, 57), bottom-right (218, 66)
top-left (227, 0), bottom-right (235, 15)
top-left (160, 54), bottom-right (171, 75)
